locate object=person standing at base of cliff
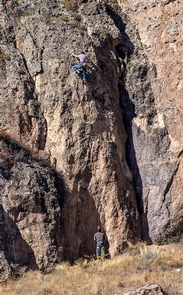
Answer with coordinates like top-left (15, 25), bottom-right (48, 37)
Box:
top-left (72, 52), bottom-right (89, 82)
top-left (94, 226), bottom-right (106, 259)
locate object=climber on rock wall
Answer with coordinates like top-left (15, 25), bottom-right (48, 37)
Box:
top-left (72, 52), bottom-right (89, 82)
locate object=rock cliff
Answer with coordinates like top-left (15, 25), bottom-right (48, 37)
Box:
top-left (118, 0), bottom-right (183, 240)
top-left (0, 136), bottom-right (65, 280)
top-left (0, 0), bottom-right (183, 280)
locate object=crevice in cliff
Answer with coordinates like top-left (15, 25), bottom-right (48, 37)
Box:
top-left (105, 5), bottom-right (134, 57)
top-left (13, 30), bottom-right (47, 150)
top-left (105, 5), bottom-right (152, 242)
top-left (39, 46), bottom-right (45, 76)
top-left (118, 77), bottom-right (151, 241)
top-left (13, 34), bottom-right (36, 99)
top-left (162, 161), bottom-right (179, 203)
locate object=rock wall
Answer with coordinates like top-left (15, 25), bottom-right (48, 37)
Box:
top-left (0, 0), bottom-right (140, 278)
top-left (0, 0), bottom-right (183, 279)
top-left (118, 0), bottom-right (183, 240)
top-left (0, 137), bottom-right (65, 280)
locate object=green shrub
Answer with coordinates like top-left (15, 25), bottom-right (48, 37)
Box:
top-left (126, 62), bottom-right (134, 69)
top-left (140, 250), bottom-right (157, 264)
top-left (155, 234), bottom-right (183, 245)
top-left (20, 12), bottom-right (29, 17)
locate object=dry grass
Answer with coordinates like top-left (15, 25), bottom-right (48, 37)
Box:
top-left (1, 243), bottom-right (183, 295)
top-left (60, 0), bottom-right (78, 11)
top-left (100, 27), bottom-right (110, 36)
top-left (59, 14), bottom-right (69, 22)
top-left (68, 20), bottom-right (77, 28)
top-left (0, 53), bottom-right (11, 61)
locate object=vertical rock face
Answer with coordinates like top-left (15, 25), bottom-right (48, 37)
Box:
top-left (118, 0), bottom-right (183, 240)
top-left (0, 138), bottom-right (65, 280)
top-left (0, 0), bottom-right (140, 277)
top-left (0, 0), bottom-right (183, 279)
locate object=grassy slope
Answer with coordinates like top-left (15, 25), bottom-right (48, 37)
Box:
top-left (1, 243), bottom-right (183, 295)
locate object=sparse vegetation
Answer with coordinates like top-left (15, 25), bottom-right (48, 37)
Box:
top-left (71, 11), bottom-right (81, 21)
top-left (0, 243), bottom-right (183, 295)
top-left (155, 234), bottom-right (183, 245)
top-left (127, 61), bottom-right (134, 69)
top-left (43, 13), bottom-right (51, 19)
top-left (109, 0), bottom-right (119, 10)
top-left (60, 0), bottom-right (78, 11)
top-left (0, 53), bottom-right (11, 61)
top-left (78, 24), bottom-right (86, 35)
top-left (17, 67), bottom-right (25, 75)
top-left (100, 27), bottom-right (110, 36)
top-left (20, 12), bottom-right (29, 17)
top-left (68, 20), bottom-right (77, 28)
top-left (59, 14), bottom-right (69, 22)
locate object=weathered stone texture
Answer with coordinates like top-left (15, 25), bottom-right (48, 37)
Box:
top-left (0, 138), bottom-right (65, 280)
top-left (124, 284), bottom-right (166, 295)
top-left (0, 0), bottom-right (140, 278)
top-left (118, 0), bottom-right (183, 240)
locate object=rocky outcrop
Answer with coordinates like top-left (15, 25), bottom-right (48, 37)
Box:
top-left (123, 284), bottom-right (166, 295)
top-left (1, 0), bottom-right (183, 279)
top-left (0, 0), bottom-right (141, 277)
top-left (0, 137), bottom-right (65, 280)
top-left (117, 0), bottom-right (183, 241)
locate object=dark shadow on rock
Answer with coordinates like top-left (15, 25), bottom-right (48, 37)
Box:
top-left (0, 137), bottom-right (67, 209)
top-left (104, 236), bottom-right (110, 259)
top-left (61, 167), bottom-right (106, 262)
top-left (106, 5), bottom-right (152, 244)
top-left (64, 205), bottom-right (102, 261)
top-left (119, 64), bottom-right (152, 244)
top-left (0, 137), bottom-right (68, 272)
top-left (0, 204), bottom-right (38, 274)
